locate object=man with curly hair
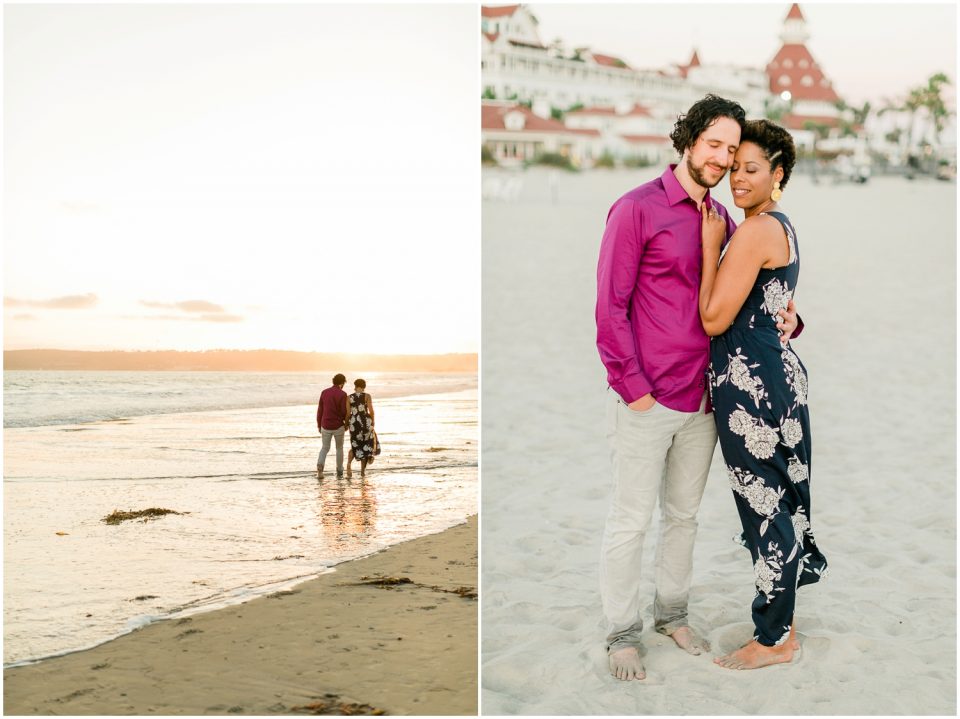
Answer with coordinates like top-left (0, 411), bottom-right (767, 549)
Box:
top-left (595, 95), bottom-right (800, 681)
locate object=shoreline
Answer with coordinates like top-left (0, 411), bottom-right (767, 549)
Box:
top-left (4, 515), bottom-right (478, 715)
top-left (3, 383), bottom-right (477, 430)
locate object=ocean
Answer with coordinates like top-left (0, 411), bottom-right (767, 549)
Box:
top-left (3, 371), bottom-right (477, 666)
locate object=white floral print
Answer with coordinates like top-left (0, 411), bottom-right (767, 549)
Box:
top-left (781, 350), bottom-right (808, 406)
top-left (754, 541), bottom-right (786, 602)
top-left (728, 408), bottom-right (754, 435)
top-left (791, 510), bottom-right (810, 545)
top-left (727, 465), bottom-right (784, 520)
top-left (718, 351), bottom-right (768, 409)
top-left (754, 555), bottom-right (777, 597)
top-left (787, 456), bottom-right (809, 484)
top-left (780, 417), bottom-right (803, 448)
top-left (728, 405), bottom-right (780, 459)
top-left (760, 278), bottom-right (793, 318)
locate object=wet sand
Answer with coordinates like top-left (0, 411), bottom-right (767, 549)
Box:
top-left (4, 515), bottom-right (477, 715)
top-left (481, 167), bottom-right (956, 714)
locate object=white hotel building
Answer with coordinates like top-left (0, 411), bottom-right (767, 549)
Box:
top-left (481, 3), bottom-right (847, 167)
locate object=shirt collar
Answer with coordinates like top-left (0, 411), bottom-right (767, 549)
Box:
top-left (662, 163), bottom-right (712, 208)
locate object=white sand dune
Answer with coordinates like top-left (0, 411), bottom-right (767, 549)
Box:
top-left (481, 168), bottom-right (956, 715)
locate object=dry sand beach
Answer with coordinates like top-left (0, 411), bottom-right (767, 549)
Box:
top-left (4, 515), bottom-right (477, 715)
top-left (481, 167), bottom-right (956, 714)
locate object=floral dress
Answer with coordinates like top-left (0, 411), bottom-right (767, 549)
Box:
top-left (708, 211), bottom-right (828, 647)
top-left (348, 392), bottom-right (375, 460)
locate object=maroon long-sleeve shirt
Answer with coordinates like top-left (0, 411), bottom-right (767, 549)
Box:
top-left (317, 385), bottom-right (347, 431)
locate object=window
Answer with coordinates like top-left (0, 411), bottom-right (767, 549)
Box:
top-left (779, 74), bottom-right (791, 86)
top-left (801, 75), bottom-right (813, 87)
top-left (799, 59), bottom-right (808, 68)
top-left (783, 58), bottom-right (793, 68)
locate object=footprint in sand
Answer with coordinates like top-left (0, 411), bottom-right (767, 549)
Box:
top-left (712, 623), bottom-right (755, 654)
top-left (798, 635), bottom-right (835, 664)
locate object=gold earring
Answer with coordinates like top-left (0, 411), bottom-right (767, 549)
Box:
top-left (771, 181), bottom-right (782, 202)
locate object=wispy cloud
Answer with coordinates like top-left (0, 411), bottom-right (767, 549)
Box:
top-left (12, 313), bottom-right (38, 320)
top-left (141, 300), bottom-right (226, 313)
top-left (127, 314), bottom-right (244, 323)
top-left (4, 293), bottom-right (98, 309)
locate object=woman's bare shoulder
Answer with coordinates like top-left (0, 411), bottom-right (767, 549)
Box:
top-left (732, 214), bottom-right (784, 247)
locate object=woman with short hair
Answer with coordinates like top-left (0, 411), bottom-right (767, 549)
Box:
top-left (699, 119), bottom-right (828, 670)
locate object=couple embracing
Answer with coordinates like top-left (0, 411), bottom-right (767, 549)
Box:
top-left (595, 94), bottom-right (828, 679)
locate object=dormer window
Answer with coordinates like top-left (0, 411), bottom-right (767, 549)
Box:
top-left (779, 74), bottom-right (791, 86)
top-left (504, 110), bottom-right (526, 131)
top-left (801, 75), bottom-right (813, 87)
top-left (783, 58), bottom-right (793, 68)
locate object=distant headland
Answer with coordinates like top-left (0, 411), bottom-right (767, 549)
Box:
top-left (3, 349), bottom-right (477, 373)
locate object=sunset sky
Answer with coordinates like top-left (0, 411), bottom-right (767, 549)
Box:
top-left (4, 4), bottom-right (478, 355)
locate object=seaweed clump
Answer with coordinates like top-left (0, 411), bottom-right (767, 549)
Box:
top-left (353, 576), bottom-right (414, 588)
top-left (292, 694), bottom-right (386, 715)
top-left (102, 508), bottom-right (184, 525)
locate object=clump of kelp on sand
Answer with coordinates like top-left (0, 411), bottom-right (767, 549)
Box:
top-left (102, 508), bottom-right (186, 525)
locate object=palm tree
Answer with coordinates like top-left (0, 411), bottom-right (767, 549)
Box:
top-left (921, 72), bottom-right (951, 142)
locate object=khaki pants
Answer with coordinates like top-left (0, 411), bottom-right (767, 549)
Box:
top-left (600, 388), bottom-right (717, 648)
top-left (318, 426), bottom-right (345, 474)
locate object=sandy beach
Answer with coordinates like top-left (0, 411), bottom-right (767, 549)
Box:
top-left (481, 167), bottom-right (956, 714)
top-left (4, 514), bottom-right (477, 715)
top-left (4, 379), bottom-right (476, 667)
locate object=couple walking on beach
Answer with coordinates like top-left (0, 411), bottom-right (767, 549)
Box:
top-left (596, 94), bottom-right (828, 679)
top-left (316, 374), bottom-right (378, 479)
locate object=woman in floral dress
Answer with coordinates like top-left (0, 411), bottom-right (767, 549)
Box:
top-left (699, 120), bottom-right (827, 670)
top-left (345, 378), bottom-right (375, 478)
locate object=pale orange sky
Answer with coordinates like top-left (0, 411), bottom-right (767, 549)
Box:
top-left (4, 4), bottom-right (479, 355)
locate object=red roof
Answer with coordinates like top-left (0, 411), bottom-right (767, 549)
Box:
top-left (592, 53), bottom-right (631, 70)
top-left (781, 113), bottom-right (840, 130)
top-left (786, 3), bottom-right (805, 21)
top-left (481, 102), bottom-right (600, 136)
top-left (567, 103), bottom-right (651, 117)
top-left (567, 106), bottom-right (618, 116)
top-left (483, 31), bottom-right (499, 43)
top-left (621, 134), bottom-right (671, 144)
top-left (766, 44), bottom-right (840, 102)
top-left (481, 4), bottom-right (520, 18)
top-left (677, 48), bottom-right (701, 78)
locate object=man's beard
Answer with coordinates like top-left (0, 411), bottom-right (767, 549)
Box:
top-left (686, 154), bottom-right (725, 189)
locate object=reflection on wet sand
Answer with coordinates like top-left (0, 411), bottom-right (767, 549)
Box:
top-left (317, 477), bottom-right (377, 547)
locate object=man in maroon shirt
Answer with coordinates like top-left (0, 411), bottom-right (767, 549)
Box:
top-left (316, 373), bottom-right (348, 478)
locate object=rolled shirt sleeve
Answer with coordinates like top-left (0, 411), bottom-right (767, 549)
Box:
top-left (596, 199), bottom-right (654, 404)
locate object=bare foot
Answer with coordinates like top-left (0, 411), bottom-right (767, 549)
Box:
top-left (787, 623), bottom-right (800, 651)
top-left (608, 645), bottom-right (645, 681)
top-left (713, 639), bottom-right (795, 670)
top-left (666, 626), bottom-right (710, 656)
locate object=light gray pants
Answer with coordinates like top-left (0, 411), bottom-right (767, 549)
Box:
top-left (600, 389), bottom-right (717, 649)
top-left (318, 426), bottom-right (345, 473)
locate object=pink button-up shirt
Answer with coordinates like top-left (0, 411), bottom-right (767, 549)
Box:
top-left (596, 165), bottom-right (737, 413)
